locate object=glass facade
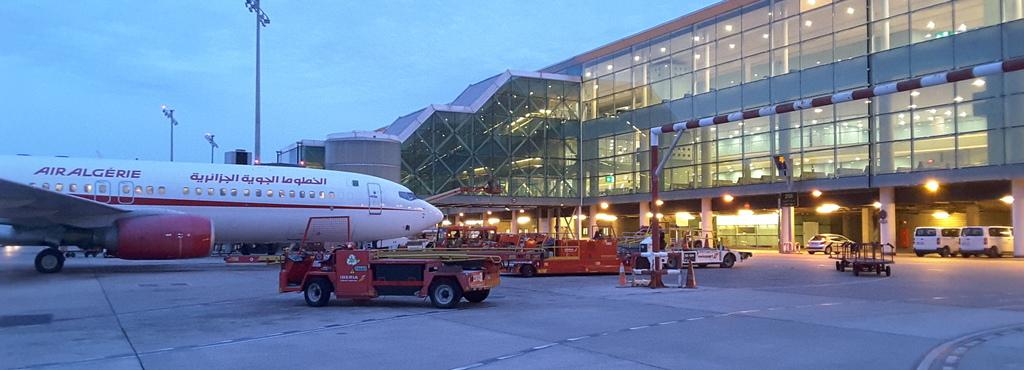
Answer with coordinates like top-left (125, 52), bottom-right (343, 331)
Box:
top-left (391, 0), bottom-right (1024, 201)
top-left (565, 0), bottom-right (1024, 198)
top-left (277, 142), bottom-right (325, 169)
top-left (397, 77), bottom-right (581, 198)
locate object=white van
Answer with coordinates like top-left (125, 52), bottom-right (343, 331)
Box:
top-left (959, 226), bottom-right (1013, 258)
top-left (913, 227), bottom-right (961, 257)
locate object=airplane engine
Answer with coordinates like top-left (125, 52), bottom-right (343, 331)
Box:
top-left (109, 215), bottom-right (214, 260)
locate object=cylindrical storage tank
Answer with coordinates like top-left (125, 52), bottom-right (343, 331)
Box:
top-left (324, 131), bottom-right (402, 182)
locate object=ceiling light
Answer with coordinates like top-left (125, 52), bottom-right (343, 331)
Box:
top-left (910, 91), bottom-right (920, 97)
top-left (517, 216), bottom-right (531, 224)
top-left (723, 194), bottom-right (735, 202)
top-left (972, 79), bottom-right (986, 87)
top-left (873, 201), bottom-right (882, 209)
top-left (600, 202), bottom-right (609, 209)
top-left (811, 189), bottom-right (822, 197)
top-left (846, 7), bottom-right (855, 14)
top-left (924, 179), bottom-right (940, 193)
top-left (932, 210), bottom-right (950, 219)
top-left (816, 203), bottom-right (840, 214)
top-left (655, 199), bottom-right (664, 206)
top-left (926, 21), bottom-right (935, 30)
top-left (724, 24), bottom-right (734, 32)
top-left (1001, 195), bottom-right (1014, 204)
top-left (804, 20), bottom-right (813, 27)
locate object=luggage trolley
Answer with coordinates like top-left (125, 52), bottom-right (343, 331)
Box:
top-left (831, 242), bottom-right (894, 276)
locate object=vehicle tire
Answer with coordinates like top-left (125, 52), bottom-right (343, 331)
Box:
top-left (697, 264), bottom-right (708, 268)
top-left (720, 254), bottom-right (736, 268)
top-left (808, 251), bottom-right (816, 255)
top-left (915, 251), bottom-right (925, 257)
top-left (989, 247), bottom-right (1001, 258)
top-left (519, 264), bottom-right (537, 277)
top-left (463, 290), bottom-right (490, 303)
top-left (876, 266), bottom-right (881, 275)
top-left (885, 266), bottom-right (892, 277)
top-left (961, 253), bottom-right (971, 258)
top-left (853, 265), bottom-right (860, 276)
top-left (835, 261), bottom-right (842, 271)
top-left (940, 247), bottom-right (951, 258)
top-left (303, 279), bottom-right (332, 307)
top-left (824, 246), bottom-right (833, 255)
top-left (429, 279), bottom-right (462, 309)
top-left (34, 248), bottom-right (65, 274)
top-left (240, 244), bottom-right (252, 256)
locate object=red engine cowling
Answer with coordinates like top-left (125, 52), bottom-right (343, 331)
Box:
top-left (113, 215), bottom-right (214, 260)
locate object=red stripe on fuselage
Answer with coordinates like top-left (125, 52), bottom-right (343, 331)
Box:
top-left (71, 194), bottom-right (421, 212)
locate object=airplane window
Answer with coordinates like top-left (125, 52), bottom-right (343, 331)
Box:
top-left (69, 184), bottom-right (78, 192)
top-left (279, 190), bottom-right (285, 198)
top-left (29, 182), bottom-right (36, 186)
top-left (266, 190), bottom-right (273, 197)
top-left (195, 188), bottom-right (202, 196)
top-left (399, 191), bottom-right (417, 201)
top-left (158, 186), bottom-right (166, 195)
top-left (352, 180), bottom-right (359, 187)
top-left (319, 191), bottom-right (325, 199)
top-left (231, 189), bottom-right (238, 196)
top-left (299, 191), bottom-right (305, 198)
top-left (122, 185), bottom-right (131, 194)
top-left (256, 189), bottom-right (262, 197)
top-left (220, 188), bottom-right (227, 196)
top-left (42, 183), bottom-right (50, 190)
top-left (85, 184), bottom-right (93, 193)
top-left (328, 191), bottom-right (336, 199)
top-left (99, 184), bottom-right (107, 193)
top-left (55, 183), bottom-right (64, 192)
top-left (289, 190), bottom-right (295, 198)
top-left (207, 188), bottom-right (214, 196)
top-left (134, 186), bottom-right (143, 194)
top-left (145, 186), bottom-right (154, 195)
top-left (183, 187), bottom-right (190, 195)
top-left (309, 191), bottom-right (315, 198)
top-left (243, 189), bottom-right (251, 196)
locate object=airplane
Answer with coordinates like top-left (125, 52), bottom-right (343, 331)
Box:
top-left (0, 154), bottom-right (444, 273)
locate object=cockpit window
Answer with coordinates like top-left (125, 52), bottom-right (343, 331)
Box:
top-left (399, 191), bottom-right (417, 201)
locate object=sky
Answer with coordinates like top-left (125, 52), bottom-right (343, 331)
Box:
top-left (0, 1), bottom-right (709, 163)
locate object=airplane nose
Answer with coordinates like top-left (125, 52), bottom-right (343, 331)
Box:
top-left (418, 200), bottom-right (444, 226)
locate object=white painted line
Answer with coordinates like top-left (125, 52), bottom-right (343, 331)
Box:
top-left (657, 321), bottom-right (677, 325)
top-left (629, 325), bottom-right (650, 330)
top-left (567, 336), bottom-right (589, 342)
top-left (215, 339), bottom-right (233, 344)
top-left (932, 297), bottom-right (947, 300)
top-left (497, 353), bottom-right (521, 360)
top-left (156, 348), bottom-right (175, 352)
top-left (818, 302), bottom-right (839, 306)
top-left (686, 317), bottom-right (705, 321)
top-left (451, 363), bottom-right (484, 370)
top-left (945, 355), bottom-right (959, 364)
top-left (532, 343), bottom-right (556, 350)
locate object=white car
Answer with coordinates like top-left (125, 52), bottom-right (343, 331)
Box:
top-left (960, 226), bottom-right (1013, 258)
top-left (806, 234), bottom-right (851, 255)
top-left (913, 227), bottom-right (961, 257)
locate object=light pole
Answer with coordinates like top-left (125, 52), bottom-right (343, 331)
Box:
top-left (244, 0), bottom-right (270, 164)
top-left (204, 133), bottom-right (219, 164)
top-left (161, 105), bottom-right (178, 161)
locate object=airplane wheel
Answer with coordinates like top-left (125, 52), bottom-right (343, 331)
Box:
top-left (35, 248), bottom-right (65, 274)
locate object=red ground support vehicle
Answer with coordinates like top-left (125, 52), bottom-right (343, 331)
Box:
top-left (279, 249), bottom-right (501, 308)
top-left (447, 238), bottom-right (622, 277)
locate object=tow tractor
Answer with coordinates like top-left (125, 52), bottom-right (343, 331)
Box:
top-left (630, 229), bottom-right (752, 270)
top-left (279, 248), bottom-right (501, 308)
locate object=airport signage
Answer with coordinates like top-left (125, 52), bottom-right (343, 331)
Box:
top-left (780, 192), bottom-right (798, 207)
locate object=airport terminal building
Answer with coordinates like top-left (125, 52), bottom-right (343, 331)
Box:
top-left (291, 0), bottom-right (1024, 253)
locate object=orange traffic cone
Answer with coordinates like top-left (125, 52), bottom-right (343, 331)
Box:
top-left (617, 262), bottom-right (627, 288)
top-left (684, 261), bottom-right (697, 289)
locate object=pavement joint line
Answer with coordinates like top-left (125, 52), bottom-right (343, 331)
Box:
top-left (657, 321), bottom-right (677, 325)
top-left (496, 353), bottom-right (522, 360)
top-left (567, 336), bottom-right (589, 341)
top-left (532, 343), bottom-right (556, 350)
top-left (628, 325), bottom-right (650, 330)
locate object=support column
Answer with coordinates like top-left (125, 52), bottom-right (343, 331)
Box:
top-left (510, 211), bottom-right (519, 234)
top-left (575, 206), bottom-right (584, 239)
top-left (966, 204), bottom-right (981, 226)
top-left (879, 187), bottom-right (897, 248)
top-left (639, 201), bottom-right (651, 227)
top-left (1013, 180), bottom-right (1024, 257)
top-left (861, 207), bottom-right (874, 243)
top-left (780, 206), bottom-right (794, 251)
top-left (701, 197), bottom-right (714, 238)
top-left (539, 208), bottom-right (550, 233)
top-left (588, 205), bottom-right (598, 238)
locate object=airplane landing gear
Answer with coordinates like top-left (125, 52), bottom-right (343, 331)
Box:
top-left (35, 248), bottom-right (65, 274)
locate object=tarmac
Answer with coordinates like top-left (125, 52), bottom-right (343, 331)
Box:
top-left (2, 246), bottom-right (1024, 369)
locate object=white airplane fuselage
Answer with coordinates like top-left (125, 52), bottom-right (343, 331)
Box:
top-left (1, 155), bottom-right (443, 244)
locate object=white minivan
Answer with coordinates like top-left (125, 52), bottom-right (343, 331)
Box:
top-left (913, 227), bottom-right (960, 257)
top-left (959, 226), bottom-right (1013, 258)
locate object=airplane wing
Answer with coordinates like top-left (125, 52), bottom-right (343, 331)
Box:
top-left (0, 178), bottom-right (129, 227)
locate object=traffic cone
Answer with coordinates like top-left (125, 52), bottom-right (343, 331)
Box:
top-left (617, 262), bottom-right (627, 288)
top-left (684, 261), bottom-right (697, 289)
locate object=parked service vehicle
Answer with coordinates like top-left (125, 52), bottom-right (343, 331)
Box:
top-left (913, 227), bottom-right (961, 257)
top-left (806, 234), bottom-right (852, 255)
top-left (959, 226), bottom-right (1013, 258)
